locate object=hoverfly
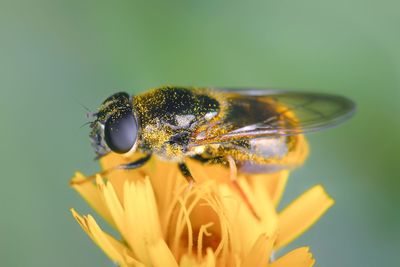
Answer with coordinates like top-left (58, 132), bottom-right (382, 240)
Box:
top-left (80, 86), bottom-right (355, 186)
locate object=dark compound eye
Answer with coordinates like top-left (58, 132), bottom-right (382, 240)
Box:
top-left (104, 111), bottom-right (138, 153)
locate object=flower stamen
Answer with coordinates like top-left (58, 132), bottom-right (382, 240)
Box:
top-left (197, 222), bottom-right (214, 261)
top-left (227, 156), bottom-right (261, 221)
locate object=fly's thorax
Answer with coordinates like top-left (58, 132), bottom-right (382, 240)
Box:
top-left (132, 86), bottom-right (223, 127)
top-left (136, 121), bottom-right (184, 161)
top-left (133, 86), bottom-right (225, 160)
top-left (153, 144), bottom-right (186, 162)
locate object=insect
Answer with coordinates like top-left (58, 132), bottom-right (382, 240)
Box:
top-left (79, 86), bottom-right (355, 186)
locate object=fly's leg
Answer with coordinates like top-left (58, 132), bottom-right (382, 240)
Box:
top-left (227, 156), bottom-right (261, 220)
top-left (118, 154), bottom-right (152, 170)
top-left (70, 154), bottom-right (152, 185)
top-left (191, 154), bottom-right (224, 164)
top-left (178, 162), bottom-right (196, 195)
top-left (226, 156), bottom-right (237, 181)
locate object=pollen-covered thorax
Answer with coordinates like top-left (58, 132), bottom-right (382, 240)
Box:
top-left (133, 87), bottom-right (221, 160)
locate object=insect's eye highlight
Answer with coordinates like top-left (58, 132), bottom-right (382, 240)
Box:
top-left (104, 111), bottom-right (138, 154)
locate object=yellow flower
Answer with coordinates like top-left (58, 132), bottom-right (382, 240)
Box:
top-left (70, 143), bottom-right (333, 267)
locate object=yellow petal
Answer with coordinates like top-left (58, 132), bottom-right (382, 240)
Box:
top-left (83, 176), bottom-right (163, 266)
top-left (275, 185), bottom-right (334, 249)
top-left (100, 152), bottom-right (148, 202)
top-left (267, 171), bottom-right (289, 206)
top-left (218, 180), bottom-right (277, 259)
top-left (270, 247), bottom-right (315, 267)
top-left (148, 239), bottom-right (179, 267)
top-left (241, 233), bottom-right (275, 267)
top-left (122, 178), bottom-right (163, 265)
top-left (186, 159), bottom-right (230, 184)
top-left (149, 160), bottom-right (185, 223)
top-left (99, 177), bottom-right (126, 237)
top-left (70, 209), bottom-right (142, 267)
top-left (246, 171), bottom-right (289, 208)
top-left (245, 177), bottom-right (278, 233)
top-left (70, 172), bottom-right (115, 227)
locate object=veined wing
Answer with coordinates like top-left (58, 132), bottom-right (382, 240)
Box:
top-left (191, 88), bottom-right (355, 146)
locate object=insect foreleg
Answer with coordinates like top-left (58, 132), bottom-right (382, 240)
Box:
top-left (70, 154), bottom-right (152, 186)
top-left (118, 154), bottom-right (152, 169)
top-left (226, 156), bottom-right (237, 182)
top-left (191, 154), bottom-right (225, 164)
top-left (178, 162), bottom-right (196, 194)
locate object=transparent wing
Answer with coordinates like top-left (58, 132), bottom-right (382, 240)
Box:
top-left (191, 88), bottom-right (356, 146)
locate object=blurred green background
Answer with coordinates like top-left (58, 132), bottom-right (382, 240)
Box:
top-left (1, 0), bottom-right (399, 266)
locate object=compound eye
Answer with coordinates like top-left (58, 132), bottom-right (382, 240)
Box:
top-left (104, 112), bottom-right (138, 153)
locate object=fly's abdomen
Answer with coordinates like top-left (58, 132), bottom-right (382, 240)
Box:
top-left (236, 135), bottom-right (309, 173)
